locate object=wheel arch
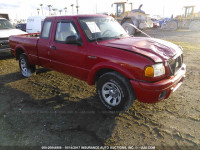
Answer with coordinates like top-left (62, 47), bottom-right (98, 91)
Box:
top-left (15, 47), bottom-right (25, 59)
top-left (87, 62), bottom-right (135, 85)
top-left (15, 45), bottom-right (33, 64)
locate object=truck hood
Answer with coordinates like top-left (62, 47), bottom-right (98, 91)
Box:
top-left (0, 29), bottom-right (26, 38)
top-left (99, 37), bottom-right (182, 62)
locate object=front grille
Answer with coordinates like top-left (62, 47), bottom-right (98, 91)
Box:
top-left (0, 38), bottom-right (9, 49)
top-left (168, 55), bottom-right (183, 76)
top-left (0, 38), bottom-right (9, 40)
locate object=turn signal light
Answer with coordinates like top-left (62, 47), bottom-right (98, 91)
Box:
top-left (145, 66), bottom-right (154, 77)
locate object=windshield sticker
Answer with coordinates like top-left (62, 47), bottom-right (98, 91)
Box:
top-left (86, 22), bottom-right (101, 33)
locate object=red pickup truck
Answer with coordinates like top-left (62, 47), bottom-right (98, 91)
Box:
top-left (9, 15), bottom-right (186, 111)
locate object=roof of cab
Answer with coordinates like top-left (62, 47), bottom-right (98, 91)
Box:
top-left (45, 14), bottom-right (110, 20)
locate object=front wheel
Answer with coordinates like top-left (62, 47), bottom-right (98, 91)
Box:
top-left (19, 53), bottom-right (35, 77)
top-left (97, 72), bottom-right (136, 111)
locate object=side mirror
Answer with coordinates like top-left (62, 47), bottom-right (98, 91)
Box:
top-left (65, 35), bottom-right (83, 46)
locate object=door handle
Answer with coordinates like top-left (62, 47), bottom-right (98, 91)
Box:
top-left (50, 46), bottom-right (56, 50)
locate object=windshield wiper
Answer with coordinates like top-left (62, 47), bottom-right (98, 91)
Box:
top-left (92, 35), bottom-right (128, 43)
top-left (115, 34), bottom-right (129, 38)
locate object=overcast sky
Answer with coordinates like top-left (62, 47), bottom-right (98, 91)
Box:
top-left (0, 0), bottom-right (200, 22)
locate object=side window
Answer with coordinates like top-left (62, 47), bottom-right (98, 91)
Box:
top-left (41, 21), bottom-right (52, 39)
top-left (55, 22), bottom-right (78, 42)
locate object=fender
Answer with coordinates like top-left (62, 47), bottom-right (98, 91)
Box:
top-left (14, 44), bottom-right (34, 65)
top-left (87, 61), bottom-right (136, 85)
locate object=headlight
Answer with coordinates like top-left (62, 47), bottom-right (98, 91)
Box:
top-left (145, 63), bottom-right (165, 77)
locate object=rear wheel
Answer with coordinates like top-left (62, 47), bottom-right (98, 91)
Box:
top-left (97, 72), bottom-right (136, 111)
top-left (19, 53), bottom-right (35, 77)
top-left (166, 21), bottom-right (178, 31)
top-left (189, 21), bottom-right (200, 31)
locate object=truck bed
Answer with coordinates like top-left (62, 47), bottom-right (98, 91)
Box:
top-left (9, 33), bottom-right (40, 64)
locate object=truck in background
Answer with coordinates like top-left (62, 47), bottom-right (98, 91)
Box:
top-left (163, 6), bottom-right (200, 31)
top-left (111, 2), bottom-right (151, 35)
top-left (26, 16), bottom-right (45, 33)
top-left (0, 18), bottom-right (26, 52)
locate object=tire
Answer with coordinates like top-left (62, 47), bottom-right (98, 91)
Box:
top-left (19, 53), bottom-right (35, 77)
top-left (189, 21), bottom-right (200, 31)
top-left (166, 21), bottom-right (178, 31)
top-left (122, 21), bottom-right (136, 35)
top-left (96, 72), bottom-right (136, 111)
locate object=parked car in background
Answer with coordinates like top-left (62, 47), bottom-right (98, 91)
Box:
top-left (16, 23), bottom-right (26, 32)
top-left (0, 18), bottom-right (26, 52)
top-left (26, 16), bottom-right (45, 33)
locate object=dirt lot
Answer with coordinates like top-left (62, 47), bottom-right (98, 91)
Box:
top-left (0, 29), bottom-right (200, 150)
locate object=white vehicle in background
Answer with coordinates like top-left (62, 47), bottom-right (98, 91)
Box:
top-left (26, 16), bottom-right (45, 33)
top-left (0, 18), bottom-right (26, 52)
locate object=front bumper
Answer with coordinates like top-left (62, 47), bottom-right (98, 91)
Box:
top-left (0, 48), bottom-right (10, 52)
top-left (130, 64), bottom-right (186, 103)
top-left (0, 39), bottom-right (10, 52)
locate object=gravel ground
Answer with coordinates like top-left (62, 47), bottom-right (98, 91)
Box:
top-left (0, 29), bottom-right (200, 150)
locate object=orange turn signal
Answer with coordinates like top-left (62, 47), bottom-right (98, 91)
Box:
top-left (145, 66), bottom-right (154, 77)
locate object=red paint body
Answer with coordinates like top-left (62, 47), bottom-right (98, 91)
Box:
top-left (9, 15), bottom-right (186, 103)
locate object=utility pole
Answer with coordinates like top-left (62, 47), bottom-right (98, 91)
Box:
top-left (64, 7), bottom-right (67, 15)
top-left (71, 4), bottom-right (74, 14)
top-left (76, 0), bottom-right (79, 14)
top-left (37, 8), bottom-right (40, 16)
top-left (163, 5), bottom-right (165, 18)
top-left (40, 4), bottom-right (43, 15)
top-left (47, 5), bottom-right (52, 16)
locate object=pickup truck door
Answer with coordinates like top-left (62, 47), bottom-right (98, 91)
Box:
top-left (50, 20), bottom-right (88, 81)
top-left (37, 19), bottom-right (53, 68)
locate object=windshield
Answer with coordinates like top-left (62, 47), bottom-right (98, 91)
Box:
top-left (79, 17), bottom-right (129, 42)
top-left (0, 19), bottom-right (15, 29)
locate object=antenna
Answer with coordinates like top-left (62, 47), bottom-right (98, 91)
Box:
top-left (95, 18), bottom-right (98, 44)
